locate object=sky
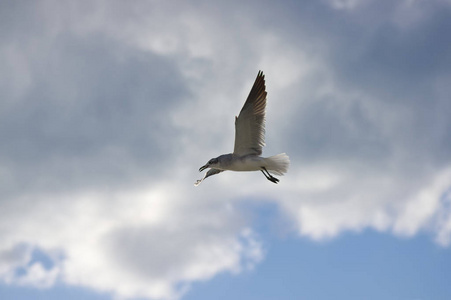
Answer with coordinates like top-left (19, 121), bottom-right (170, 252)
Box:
top-left (1, 0), bottom-right (451, 299)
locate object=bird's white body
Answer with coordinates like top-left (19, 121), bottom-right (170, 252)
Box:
top-left (195, 71), bottom-right (290, 186)
top-left (215, 153), bottom-right (289, 175)
top-left (228, 155), bottom-right (265, 172)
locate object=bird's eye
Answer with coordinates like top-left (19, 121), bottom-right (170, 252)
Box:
top-left (209, 158), bottom-right (217, 164)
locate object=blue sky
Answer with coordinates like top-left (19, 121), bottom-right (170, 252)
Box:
top-left (1, 0), bottom-right (451, 299)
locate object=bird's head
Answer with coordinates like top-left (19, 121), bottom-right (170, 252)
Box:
top-left (199, 157), bottom-right (219, 172)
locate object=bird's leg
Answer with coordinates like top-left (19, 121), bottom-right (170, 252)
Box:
top-left (261, 167), bottom-right (279, 184)
top-left (261, 167), bottom-right (272, 179)
top-left (261, 167), bottom-right (271, 177)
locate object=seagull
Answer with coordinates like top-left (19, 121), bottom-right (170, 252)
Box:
top-left (195, 71), bottom-right (289, 186)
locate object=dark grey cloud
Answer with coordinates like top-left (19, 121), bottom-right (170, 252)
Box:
top-left (261, 0), bottom-right (451, 168)
top-left (1, 30), bottom-right (188, 197)
top-left (329, 7), bottom-right (451, 98)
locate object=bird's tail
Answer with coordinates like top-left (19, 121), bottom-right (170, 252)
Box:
top-left (264, 153), bottom-right (290, 176)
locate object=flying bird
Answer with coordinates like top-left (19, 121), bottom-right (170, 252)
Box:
top-left (195, 71), bottom-right (289, 186)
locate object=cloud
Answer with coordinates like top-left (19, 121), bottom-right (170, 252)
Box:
top-left (1, 0), bottom-right (451, 299)
top-left (232, 0), bottom-right (451, 244)
top-left (1, 184), bottom-right (263, 299)
top-left (0, 2), bottom-right (265, 298)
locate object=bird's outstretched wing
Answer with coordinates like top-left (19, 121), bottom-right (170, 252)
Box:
top-left (194, 168), bottom-right (224, 186)
top-left (233, 71), bottom-right (267, 156)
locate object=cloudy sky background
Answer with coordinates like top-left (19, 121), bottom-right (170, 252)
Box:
top-left (1, 0), bottom-right (451, 299)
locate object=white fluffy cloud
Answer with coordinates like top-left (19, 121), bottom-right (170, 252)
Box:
top-left (1, 0), bottom-right (451, 299)
top-left (0, 184), bottom-right (263, 299)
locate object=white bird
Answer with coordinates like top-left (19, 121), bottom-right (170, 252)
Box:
top-left (195, 71), bottom-right (290, 186)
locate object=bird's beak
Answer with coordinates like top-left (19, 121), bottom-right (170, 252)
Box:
top-left (199, 164), bottom-right (208, 172)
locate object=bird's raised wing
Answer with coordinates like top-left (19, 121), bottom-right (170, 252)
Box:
top-left (233, 71), bottom-right (267, 156)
